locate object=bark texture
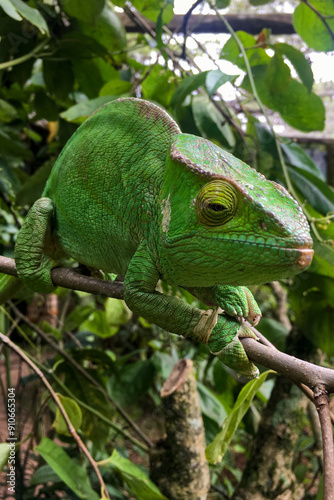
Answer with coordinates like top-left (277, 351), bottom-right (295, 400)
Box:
top-left (234, 329), bottom-right (320, 500)
top-left (150, 359), bottom-right (210, 500)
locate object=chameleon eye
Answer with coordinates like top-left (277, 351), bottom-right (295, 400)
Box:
top-left (196, 180), bottom-right (237, 226)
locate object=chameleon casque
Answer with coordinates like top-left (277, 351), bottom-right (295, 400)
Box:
top-left (1, 98), bottom-right (314, 377)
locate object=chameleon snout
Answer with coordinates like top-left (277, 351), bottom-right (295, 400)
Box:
top-left (296, 248), bottom-right (314, 270)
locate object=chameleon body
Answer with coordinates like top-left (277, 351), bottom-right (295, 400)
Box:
top-left (5, 98), bottom-right (314, 377)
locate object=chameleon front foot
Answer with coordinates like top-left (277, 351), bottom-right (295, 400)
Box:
top-left (213, 285), bottom-right (261, 326)
top-left (207, 314), bottom-right (259, 378)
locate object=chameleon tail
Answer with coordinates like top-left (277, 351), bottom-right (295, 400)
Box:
top-left (0, 273), bottom-right (23, 304)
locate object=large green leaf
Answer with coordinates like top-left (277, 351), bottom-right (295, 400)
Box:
top-left (108, 449), bottom-right (167, 500)
top-left (107, 360), bottom-right (155, 407)
top-left (35, 437), bottom-right (99, 500)
top-left (142, 65), bottom-right (176, 108)
top-left (293, 0), bottom-right (334, 52)
top-left (281, 140), bottom-right (324, 180)
top-left (43, 60), bottom-right (74, 101)
top-left (206, 370), bottom-right (275, 464)
top-left (274, 43), bottom-right (314, 93)
top-left (79, 5), bottom-right (127, 53)
top-left (244, 65), bottom-right (325, 132)
top-left (1, 0), bottom-right (49, 34)
top-left (61, 0), bottom-right (105, 23)
top-left (220, 31), bottom-right (270, 69)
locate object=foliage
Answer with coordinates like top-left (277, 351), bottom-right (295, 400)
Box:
top-left (0, 0), bottom-right (333, 498)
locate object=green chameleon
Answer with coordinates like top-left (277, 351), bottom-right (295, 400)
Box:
top-left (0, 98), bottom-right (313, 377)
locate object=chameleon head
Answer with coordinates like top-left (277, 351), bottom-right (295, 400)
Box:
top-left (159, 134), bottom-right (313, 287)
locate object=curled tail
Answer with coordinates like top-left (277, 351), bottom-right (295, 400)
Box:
top-left (0, 273), bottom-right (23, 304)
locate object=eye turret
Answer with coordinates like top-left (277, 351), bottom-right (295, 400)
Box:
top-left (196, 180), bottom-right (237, 226)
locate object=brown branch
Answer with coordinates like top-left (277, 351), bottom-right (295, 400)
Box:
top-left (0, 331), bottom-right (110, 500)
top-left (314, 384), bottom-right (334, 500)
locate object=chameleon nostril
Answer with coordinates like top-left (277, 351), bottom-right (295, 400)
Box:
top-left (260, 221), bottom-right (268, 231)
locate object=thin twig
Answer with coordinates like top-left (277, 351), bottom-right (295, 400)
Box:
top-left (0, 331), bottom-right (110, 500)
top-left (314, 384), bottom-right (334, 500)
top-left (181, 0), bottom-right (203, 59)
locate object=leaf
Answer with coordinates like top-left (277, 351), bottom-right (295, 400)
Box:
top-left (274, 42), bottom-right (314, 92)
top-left (280, 140), bottom-right (324, 180)
top-left (43, 60), bottom-right (74, 101)
top-left (0, 99), bottom-right (17, 123)
top-left (16, 159), bottom-right (54, 206)
top-left (52, 394), bottom-right (82, 436)
top-left (30, 464), bottom-right (62, 486)
top-left (244, 65), bottom-right (325, 132)
top-left (35, 437), bottom-right (99, 500)
top-left (60, 96), bottom-right (117, 123)
top-left (288, 166), bottom-right (334, 216)
top-left (61, 0), bottom-right (105, 24)
top-left (171, 71), bottom-right (208, 108)
top-left (293, 0), bottom-right (334, 52)
top-left (79, 5), bottom-right (127, 53)
top-left (197, 381), bottom-right (228, 425)
top-left (206, 370), bottom-right (275, 464)
top-left (1, 0), bottom-right (49, 34)
top-left (0, 443), bottom-right (10, 473)
top-left (205, 69), bottom-right (235, 97)
top-left (142, 65), bottom-right (176, 108)
top-left (107, 360), bottom-right (155, 407)
top-left (109, 449), bottom-right (167, 500)
top-left (99, 79), bottom-right (132, 96)
top-left (220, 31), bottom-right (270, 69)
top-left (192, 94), bottom-right (235, 149)
top-left (256, 318), bottom-right (289, 351)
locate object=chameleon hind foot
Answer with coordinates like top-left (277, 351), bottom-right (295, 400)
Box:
top-left (207, 314), bottom-right (259, 378)
top-left (14, 197), bottom-right (56, 294)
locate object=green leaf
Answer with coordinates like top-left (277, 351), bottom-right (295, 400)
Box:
top-left (79, 5), bottom-right (127, 53)
top-left (0, 443), bottom-right (10, 473)
top-left (206, 370), bottom-right (275, 464)
top-left (249, 0), bottom-right (272, 5)
top-left (256, 318), bottom-right (289, 351)
top-left (43, 60), bottom-right (74, 101)
top-left (293, 0), bottom-right (334, 52)
top-left (109, 449), bottom-right (167, 500)
top-left (60, 96), bottom-right (117, 123)
top-left (61, 0), bottom-right (105, 23)
top-left (281, 140), bottom-right (324, 180)
top-left (16, 159), bottom-right (54, 206)
top-left (220, 31), bottom-right (270, 69)
top-left (142, 65), bottom-right (176, 108)
top-left (205, 69), bottom-right (235, 97)
top-left (1, 0), bottom-right (49, 34)
top-left (52, 394), bottom-right (82, 436)
top-left (0, 99), bottom-right (17, 123)
top-left (288, 166), bottom-right (334, 216)
top-left (99, 79), bottom-right (132, 96)
top-left (35, 437), bottom-right (99, 500)
top-left (244, 65), bottom-right (325, 132)
top-left (197, 381), bottom-right (228, 425)
top-left (82, 309), bottom-right (118, 338)
top-left (215, 0), bottom-right (230, 7)
top-left (274, 42), bottom-right (314, 93)
top-left (171, 71), bottom-right (208, 108)
top-left (108, 360), bottom-right (155, 407)
top-left (192, 94), bottom-right (235, 149)
top-left (30, 464), bottom-right (61, 486)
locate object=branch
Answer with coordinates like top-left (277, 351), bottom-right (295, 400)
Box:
top-left (0, 331), bottom-right (110, 500)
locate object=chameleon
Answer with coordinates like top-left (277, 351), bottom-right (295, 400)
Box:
top-left (0, 97), bottom-right (313, 377)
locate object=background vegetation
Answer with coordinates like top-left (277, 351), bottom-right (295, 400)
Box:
top-left (0, 0), bottom-right (333, 498)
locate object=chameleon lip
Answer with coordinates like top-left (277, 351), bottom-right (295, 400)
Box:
top-left (296, 248), bottom-right (314, 269)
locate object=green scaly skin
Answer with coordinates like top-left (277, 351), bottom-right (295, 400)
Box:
top-left (3, 98), bottom-right (314, 377)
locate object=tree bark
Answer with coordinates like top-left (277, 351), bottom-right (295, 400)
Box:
top-left (234, 329), bottom-right (321, 500)
top-left (150, 359), bottom-right (210, 500)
